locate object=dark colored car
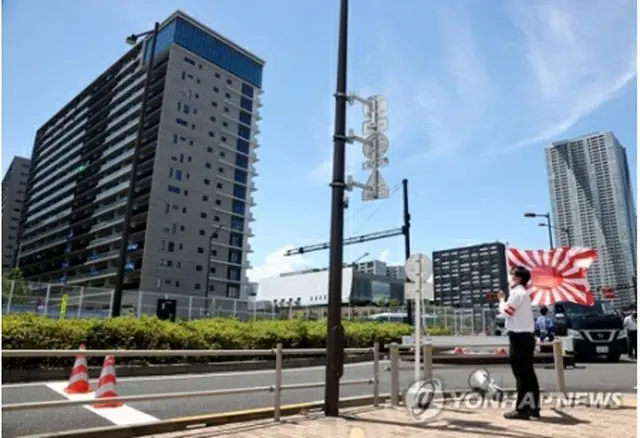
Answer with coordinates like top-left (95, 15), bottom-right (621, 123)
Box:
top-left (551, 300), bottom-right (627, 362)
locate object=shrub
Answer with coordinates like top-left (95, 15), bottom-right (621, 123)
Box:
top-left (2, 314), bottom-right (452, 369)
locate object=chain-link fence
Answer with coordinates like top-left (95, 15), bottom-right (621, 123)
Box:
top-left (3, 279), bottom-right (114, 318)
top-left (2, 279), bottom-right (499, 332)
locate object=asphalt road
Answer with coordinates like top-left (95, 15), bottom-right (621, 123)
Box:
top-left (2, 359), bottom-right (636, 438)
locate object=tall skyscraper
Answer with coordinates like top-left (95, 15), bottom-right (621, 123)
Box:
top-left (2, 156), bottom-right (31, 272)
top-left (16, 11), bottom-right (263, 310)
top-left (546, 131), bottom-right (637, 307)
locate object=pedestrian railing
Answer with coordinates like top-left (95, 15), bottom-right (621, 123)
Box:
top-left (386, 339), bottom-right (567, 406)
top-left (1, 339), bottom-right (567, 422)
top-left (1, 344), bottom-right (381, 421)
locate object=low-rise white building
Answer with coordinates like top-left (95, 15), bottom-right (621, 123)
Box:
top-left (258, 266), bottom-right (405, 307)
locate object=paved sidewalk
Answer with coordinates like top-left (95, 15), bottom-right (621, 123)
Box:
top-left (146, 395), bottom-right (637, 438)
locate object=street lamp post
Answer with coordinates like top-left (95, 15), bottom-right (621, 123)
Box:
top-left (204, 223), bottom-right (224, 316)
top-left (524, 212), bottom-right (553, 249)
top-left (538, 223), bottom-right (572, 246)
top-left (325, 0), bottom-right (349, 418)
top-left (111, 22), bottom-right (160, 317)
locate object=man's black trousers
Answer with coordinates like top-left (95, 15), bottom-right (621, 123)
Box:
top-left (508, 331), bottom-right (540, 413)
top-left (628, 330), bottom-right (637, 358)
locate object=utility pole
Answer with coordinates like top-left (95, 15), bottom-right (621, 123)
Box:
top-left (402, 179), bottom-right (412, 324)
top-left (112, 22), bottom-right (160, 317)
top-left (324, 0), bottom-right (349, 418)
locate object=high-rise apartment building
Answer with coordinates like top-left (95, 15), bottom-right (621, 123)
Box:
top-left (432, 242), bottom-right (508, 307)
top-left (546, 131), bottom-right (637, 307)
top-left (16, 11), bottom-right (263, 308)
top-left (2, 157), bottom-right (31, 272)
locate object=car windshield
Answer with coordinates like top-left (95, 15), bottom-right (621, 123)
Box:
top-left (557, 301), bottom-right (617, 316)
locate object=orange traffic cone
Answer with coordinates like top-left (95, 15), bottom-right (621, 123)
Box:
top-left (65, 344), bottom-right (91, 394)
top-left (93, 355), bottom-right (122, 408)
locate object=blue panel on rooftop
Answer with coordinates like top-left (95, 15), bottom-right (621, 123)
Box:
top-left (173, 18), bottom-right (263, 88)
top-left (144, 20), bottom-right (177, 62)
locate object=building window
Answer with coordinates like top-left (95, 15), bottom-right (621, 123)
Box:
top-left (237, 139), bottom-right (250, 154)
top-left (236, 125), bottom-right (250, 140)
top-left (241, 83), bottom-right (254, 98)
top-left (176, 118), bottom-right (188, 127)
top-left (240, 97), bottom-right (252, 111)
top-left (231, 217), bottom-right (244, 230)
top-left (184, 56), bottom-right (196, 65)
top-left (233, 185), bottom-right (247, 199)
top-left (235, 154), bottom-right (249, 169)
top-left (168, 185), bottom-right (180, 194)
top-left (234, 169), bottom-right (247, 184)
top-left (196, 265), bottom-right (203, 271)
top-left (199, 229), bottom-right (206, 236)
top-left (204, 179), bottom-right (210, 185)
top-left (239, 111), bottom-right (252, 126)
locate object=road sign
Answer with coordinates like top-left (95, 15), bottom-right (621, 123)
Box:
top-left (404, 281), bottom-right (426, 301)
top-left (405, 253), bottom-right (433, 283)
top-left (362, 133), bottom-right (390, 160)
top-left (362, 157), bottom-right (389, 171)
top-left (362, 118), bottom-right (389, 136)
top-left (362, 170), bottom-right (389, 201)
top-left (404, 252), bottom-right (430, 383)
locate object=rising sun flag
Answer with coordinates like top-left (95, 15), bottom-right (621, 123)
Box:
top-left (506, 247), bottom-right (598, 306)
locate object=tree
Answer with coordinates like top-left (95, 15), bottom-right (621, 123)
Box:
top-left (389, 298), bottom-right (400, 308)
top-left (2, 268), bottom-right (30, 305)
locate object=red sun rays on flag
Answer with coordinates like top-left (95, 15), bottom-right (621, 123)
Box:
top-left (506, 247), bottom-right (597, 306)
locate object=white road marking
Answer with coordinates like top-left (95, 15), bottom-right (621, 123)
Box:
top-left (4, 361), bottom-right (386, 388)
top-left (46, 382), bottom-right (159, 426)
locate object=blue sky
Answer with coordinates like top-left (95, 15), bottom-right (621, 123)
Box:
top-left (3, 0), bottom-right (637, 282)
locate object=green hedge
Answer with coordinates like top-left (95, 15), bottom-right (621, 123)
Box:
top-left (2, 314), bottom-right (452, 369)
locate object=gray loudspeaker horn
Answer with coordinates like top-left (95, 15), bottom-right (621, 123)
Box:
top-left (468, 368), bottom-right (504, 402)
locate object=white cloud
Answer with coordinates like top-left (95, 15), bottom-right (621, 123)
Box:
top-left (367, 0), bottom-right (634, 162)
top-left (246, 245), bottom-right (310, 282)
top-left (488, 0), bottom-right (636, 154)
top-left (378, 249), bottom-right (390, 263)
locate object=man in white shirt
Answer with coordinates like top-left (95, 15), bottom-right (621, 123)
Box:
top-left (623, 311), bottom-right (637, 359)
top-left (497, 265), bottom-right (540, 420)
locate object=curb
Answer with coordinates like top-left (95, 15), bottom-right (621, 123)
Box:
top-left (21, 393), bottom-right (391, 438)
top-left (2, 355), bottom-right (374, 384)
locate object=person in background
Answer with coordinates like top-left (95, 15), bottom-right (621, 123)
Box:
top-left (535, 306), bottom-right (555, 342)
top-left (623, 310), bottom-right (637, 359)
top-left (497, 265), bottom-right (540, 420)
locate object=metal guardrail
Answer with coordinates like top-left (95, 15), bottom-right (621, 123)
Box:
top-left (1, 339), bottom-right (568, 424)
top-left (386, 339), bottom-right (567, 406)
top-left (1, 345), bottom-right (381, 421)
